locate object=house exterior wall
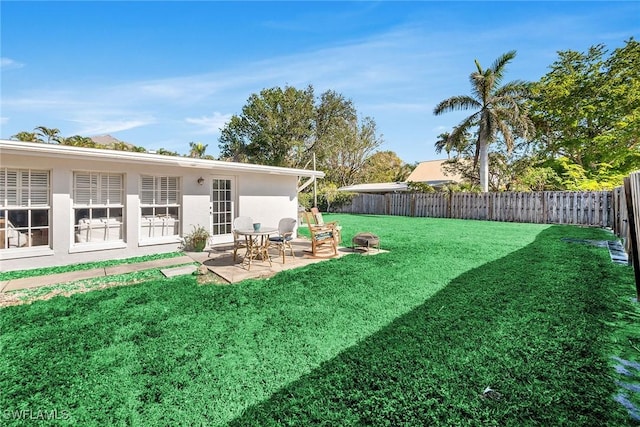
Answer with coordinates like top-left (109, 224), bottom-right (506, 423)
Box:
top-left (0, 151), bottom-right (301, 273)
top-left (237, 172), bottom-right (299, 232)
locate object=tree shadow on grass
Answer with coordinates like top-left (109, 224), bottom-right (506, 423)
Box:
top-left (230, 226), bottom-right (634, 426)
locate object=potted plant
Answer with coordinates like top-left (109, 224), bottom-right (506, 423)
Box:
top-left (184, 225), bottom-right (210, 252)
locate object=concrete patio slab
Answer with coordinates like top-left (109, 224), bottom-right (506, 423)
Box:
top-left (187, 238), bottom-right (386, 284)
top-left (0, 241), bottom-right (386, 293)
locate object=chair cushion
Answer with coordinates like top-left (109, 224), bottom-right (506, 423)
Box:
top-left (313, 231), bottom-right (333, 241)
top-left (269, 236), bottom-right (293, 243)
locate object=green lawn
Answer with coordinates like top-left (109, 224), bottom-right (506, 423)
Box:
top-left (1, 215), bottom-right (638, 426)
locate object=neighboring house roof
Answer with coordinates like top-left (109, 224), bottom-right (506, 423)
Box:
top-left (0, 140), bottom-right (325, 179)
top-left (338, 159), bottom-right (463, 194)
top-left (338, 182), bottom-right (408, 193)
top-left (405, 159), bottom-right (462, 185)
top-left (90, 134), bottom-right (134, 148)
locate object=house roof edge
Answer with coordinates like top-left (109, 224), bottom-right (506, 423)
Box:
top-left (0, 139), bottom-right (325, 178)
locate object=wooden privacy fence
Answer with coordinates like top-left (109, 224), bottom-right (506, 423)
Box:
top-left (338, 191), bottom-right (613, 227)
top-left (618, 172), bottom-right (640, 299)
top-left (337, 177), bottom-right (640, 295)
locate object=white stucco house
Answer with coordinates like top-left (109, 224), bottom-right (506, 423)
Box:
top-left (0, 140), bottom-right (324, 272)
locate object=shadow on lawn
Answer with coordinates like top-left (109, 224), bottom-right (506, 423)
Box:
top-left (230, 226), bottom-right (635, 426)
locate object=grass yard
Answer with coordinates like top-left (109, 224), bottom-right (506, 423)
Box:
top-left (1, 214), bottom-right (638, 426)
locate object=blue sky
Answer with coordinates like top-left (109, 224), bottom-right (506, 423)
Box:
top-left (1, 1), bottom-right (638, 164)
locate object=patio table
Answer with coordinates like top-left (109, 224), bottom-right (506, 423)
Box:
top-left (235, 227), bottom-right (277, 270)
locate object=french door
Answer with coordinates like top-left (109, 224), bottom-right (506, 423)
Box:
top-left (209, 177), bottom-right (235, 244)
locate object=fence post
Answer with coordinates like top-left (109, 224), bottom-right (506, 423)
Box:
top-left (623, 177), bottom-right (640, 300)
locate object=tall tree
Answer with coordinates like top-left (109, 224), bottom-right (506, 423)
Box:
top-left (361, 151), bottom-right (411, 183)
top-left (321, 116), bottom-right (383, 186)
top-left (312, 90), bottom-right (357, 166)
top-left (219, 85), bottom-right (315, 167)
top-left (530, 39), bottom-right (640, 187)
top-left (188, 141), bottom-right (208, 159)
top-left (433, 51), bottom-right (534, 192)
top-left (34, 126), bottom-right (61, 144)
top-left (218, 85), bottom-right (383, 181)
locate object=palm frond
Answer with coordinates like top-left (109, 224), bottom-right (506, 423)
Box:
top-left (491, 50), bottom-right (517, 78)
top-left (495, 119), bottom-right (515, 151)
top-left (433, 96), bottom-right (481, 115)
top-left (448, 123), bottom-right (476, 158)
top-left (493, 80), bottom-right (530, 100)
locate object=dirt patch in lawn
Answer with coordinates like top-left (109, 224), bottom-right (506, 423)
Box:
top-left (0, 278), bottom-right (150, 308)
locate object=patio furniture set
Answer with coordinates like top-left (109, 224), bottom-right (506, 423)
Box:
top-left (210, 209), bottom-right (379, 271)
top-left (231, 216), bottom-right (297, 270)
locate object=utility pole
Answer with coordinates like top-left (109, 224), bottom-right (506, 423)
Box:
top-left (313, 153), bottom-right (318, 207)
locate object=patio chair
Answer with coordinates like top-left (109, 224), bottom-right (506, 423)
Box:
top-left (303, 211), bottom-right (337, 257)
top-left (310, 207), bottom-right (342, 244)
top-left (232, 216), bottom-right (255, 261)
top-left (269, 217), bottom-right (297, 263)
top-left (208, 216), bottom-right (254, 260)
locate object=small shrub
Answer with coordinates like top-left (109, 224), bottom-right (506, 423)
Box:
top-left (183, 225), bottom-right (210, 252)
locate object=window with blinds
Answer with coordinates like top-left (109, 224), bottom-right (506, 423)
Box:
top-left (73, 172), bottom-right (124, 243)
top-left (74, 173), bottom-right (123, 206)
top-left (0, 168), bottom-right (50, 249)
top-left (140, 176), bottom-right (180, 239)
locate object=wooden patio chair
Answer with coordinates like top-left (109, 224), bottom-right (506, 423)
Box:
top-left (310, 207), bottom-right (341, 244)
top-left (303, 211), bottom-right (337, 257)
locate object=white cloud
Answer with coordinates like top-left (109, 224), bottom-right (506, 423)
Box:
top-left (1, 57), bottom-right (24, 70)
top-left (0, 117), bottom-right (8, 125)
top-left (68, 118), bottom-right (155, 136)
top-left (185, 112), bottom-right (232, 134)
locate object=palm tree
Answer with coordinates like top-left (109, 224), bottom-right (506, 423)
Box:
top-left (61, 135), bottom-right (96, 147)
top-left (433, 51), bottom-right (534, 192)
top-left (188, 141), bottom-right (208, 159)
top-left (11, 131), bottom-right (42, 142)
top-left (34, 126), bottom-right (61, 144)
top-left (156, 148), bottom-right (180, 156)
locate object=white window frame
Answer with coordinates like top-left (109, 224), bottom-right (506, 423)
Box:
top-left (0, 168), bottom-right (50, 250)
top-left (72, 171), bottom-right (125, 247)
top-left (139, 175), bottom-right (181, 244)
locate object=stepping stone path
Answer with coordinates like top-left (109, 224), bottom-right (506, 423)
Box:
top-left (161, 264), bottom-right (198, 278)
top-left (607, 240), bottom-right (629, 265)
top-left (562, 239), bottom-right (638, 422)
top-left (561, 238), bottom-right (629, 265)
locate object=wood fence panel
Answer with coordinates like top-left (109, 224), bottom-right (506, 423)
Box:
top-left (623, 174), bottom-right (640, 298)
top-left (613, 187), bottom-right (628, 249)
top-left (338, 191), bottom-right (613, 227)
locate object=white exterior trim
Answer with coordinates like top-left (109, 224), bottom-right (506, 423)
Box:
top-left (0, 140), bottom-right (325, 179)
